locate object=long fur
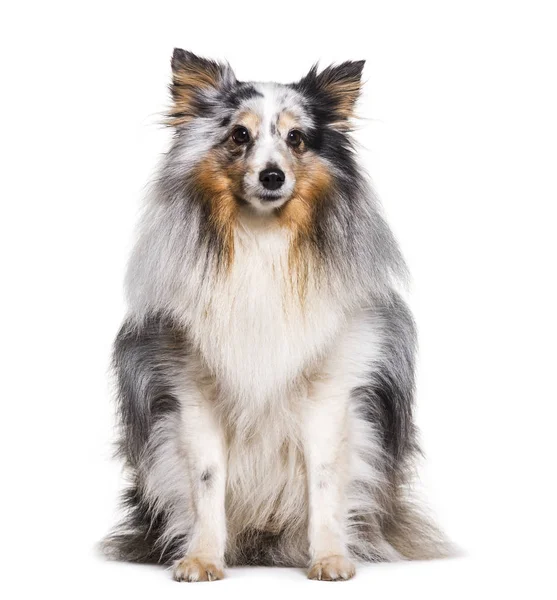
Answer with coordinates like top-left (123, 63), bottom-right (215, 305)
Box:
top-left (103, 49), bottom-right (451, 576)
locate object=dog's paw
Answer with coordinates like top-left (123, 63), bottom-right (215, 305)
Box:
top-left (308, 555), bottom-right (356, 581)
top-left (173, 556), bottom-right (224, 582)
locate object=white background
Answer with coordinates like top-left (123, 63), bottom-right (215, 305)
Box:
top-left (2, 1), bottom-right (556, 598)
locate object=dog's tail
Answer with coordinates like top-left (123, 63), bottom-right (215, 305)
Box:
top-left (383, 487), bottom-right (456, 560)
top-left (101, 530), bottom-right (160, 564)
top-left (100, 484), bottom-right (181, 565)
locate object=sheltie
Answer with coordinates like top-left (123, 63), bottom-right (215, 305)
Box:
top-left (103, 49), bottom-right (450, 581)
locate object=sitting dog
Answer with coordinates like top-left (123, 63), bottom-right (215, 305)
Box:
top-left (103, 49), bottom-right (449, 581)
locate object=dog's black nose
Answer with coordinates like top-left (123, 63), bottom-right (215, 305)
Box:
top-left (259, 168), bottom-right (285, 191)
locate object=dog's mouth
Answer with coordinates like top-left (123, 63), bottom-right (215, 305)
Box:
top-left (236, 179), bottom-right (294, 210)
top-left (257, 191), bottom-right (285, 203)
top-left (233, 192), bottom-right (291, 213)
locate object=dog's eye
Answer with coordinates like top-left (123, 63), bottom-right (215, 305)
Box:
top-left (231, 126), bottom-right (250, 145)
top-left (287, 130), bottom-right (303, 147)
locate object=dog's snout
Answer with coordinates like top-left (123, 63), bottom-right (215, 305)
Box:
top-left (259, 168), bottom-right (285, 191)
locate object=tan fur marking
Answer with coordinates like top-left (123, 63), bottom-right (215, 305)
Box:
top-left (308, 555), bottom-right (356, 581)
top-left (277, 111), bottom-right (300, 135)
top-left (174, 65), bottom-right (222, 90)
top-left (169, 63), bottom-right (223, 126)
top-left (174, 556), bottom-right (224, 582)
top-left (278, 156), bottom-right (331, 236)
top-left (193, 152), bottom-right (240, 269)
top-left (236, 111), bottom-right (261, 136)
top-left (329, 79), bottom-right (361, 119)
top-left (277, 157), bottom-right (332, 299)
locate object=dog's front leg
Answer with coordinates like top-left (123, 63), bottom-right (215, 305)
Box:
top-left (173, 390), bottom-right (227, 582)
top-left (301, 377), bottom-right (356, 581)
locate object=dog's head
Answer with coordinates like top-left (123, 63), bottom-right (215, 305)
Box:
top-left (167, 50), bottom-right (364, 223)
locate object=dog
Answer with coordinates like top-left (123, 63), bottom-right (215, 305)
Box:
top-left (103, 49), bottom-right (450, 581)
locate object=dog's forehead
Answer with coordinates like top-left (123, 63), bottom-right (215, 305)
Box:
top-left (235, 82), bottom-right (311, 129)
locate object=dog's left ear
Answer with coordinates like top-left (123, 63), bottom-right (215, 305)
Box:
top-left (169, 49), bottom-right (236, 126)
top-left (295, 60), bottom-right (365, 128)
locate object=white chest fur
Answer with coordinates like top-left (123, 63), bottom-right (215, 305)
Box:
top-left (188, 219), bottom-right (344, 402)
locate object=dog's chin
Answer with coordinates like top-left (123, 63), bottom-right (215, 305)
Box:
top-left (243, 192), bottom-right (291, 212)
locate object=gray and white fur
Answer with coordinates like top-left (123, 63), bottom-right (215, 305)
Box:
top-left (103, 49), bottom-right (451, 581)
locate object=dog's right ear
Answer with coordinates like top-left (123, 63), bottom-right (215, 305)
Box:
top-left (169, 49), bottom-right (236, 127)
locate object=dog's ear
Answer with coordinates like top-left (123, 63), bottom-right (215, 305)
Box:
top-left (296, 61), bottom-right (365, 128)
top-left (169, 49), bottom-right (236, 126)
